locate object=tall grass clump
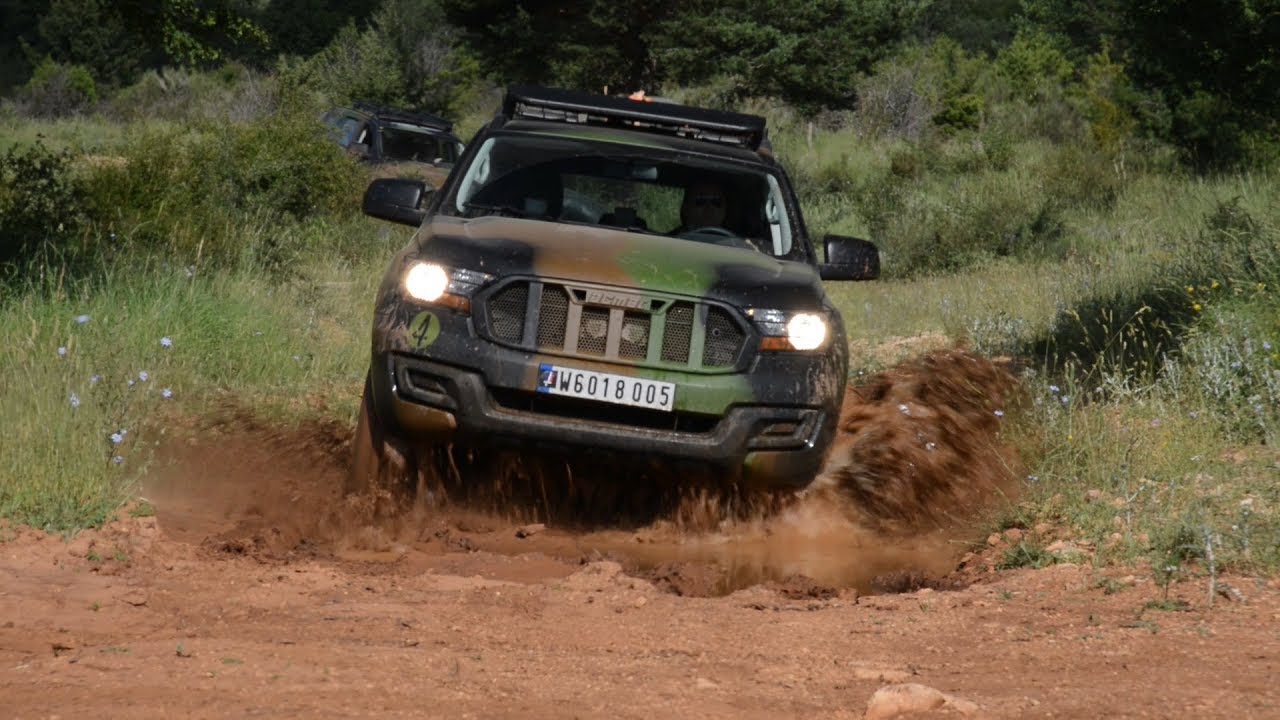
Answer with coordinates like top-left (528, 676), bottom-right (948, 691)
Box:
top-left (0, 240), bottom-right (391, 531)
top-left (1002, 184), bottom-right (1280, 575)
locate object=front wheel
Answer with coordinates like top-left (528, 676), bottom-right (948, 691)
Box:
top-left (347, 374), bottom-right (418, 502)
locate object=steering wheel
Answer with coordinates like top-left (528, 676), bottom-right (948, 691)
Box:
top-left (684, 226), bottom-right (737, 239)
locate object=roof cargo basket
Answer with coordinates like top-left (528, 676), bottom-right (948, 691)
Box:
top-left (502, 85), bottom-right (767, 150)
top-left (352, 101), bottom-right (454, 132)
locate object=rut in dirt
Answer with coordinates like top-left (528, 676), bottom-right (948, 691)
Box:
top-left (143, 348), bottom-right (1026, 596)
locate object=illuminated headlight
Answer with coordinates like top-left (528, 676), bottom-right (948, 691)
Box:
top-left (786, 313), bottom-right (827, 350)
top-left (748, 308), bottom-right (829, 351)
top-left (404, 263), bottom-right (449, 301)
top-left (403, 262), bottom-right (493, 309)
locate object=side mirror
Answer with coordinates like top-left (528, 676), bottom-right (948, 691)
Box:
top-left (348, 142), bottom-right (371, 159)
top-left (819, 235), bottom-right (880, 281)
top-left (363, 178), bottom-right (430, 227)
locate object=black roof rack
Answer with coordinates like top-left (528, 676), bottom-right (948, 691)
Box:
top-left (501, 85), bottom-right (767, 150)
top-left (352, 101), bottom-right (454, 132)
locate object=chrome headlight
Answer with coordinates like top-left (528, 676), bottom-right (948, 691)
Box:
top-left (748, 308), bottom-right (829, 351)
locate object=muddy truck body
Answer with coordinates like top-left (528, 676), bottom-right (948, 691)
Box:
top-left (354, 85), bottom-right (879, 491)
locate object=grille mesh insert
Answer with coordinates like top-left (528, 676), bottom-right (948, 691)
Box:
top-left (536, 285), bottom-right (569, 349)
top-left (577, 307), bottom-right (609, 355)
top-left (486, 283), bottom-right (528, 342)
top-left (702, 307), bottom-right (744, 367)
top-left (619, 312), bottom-right (650, 359)
top-left (661, 303), bottom-right (694, 364)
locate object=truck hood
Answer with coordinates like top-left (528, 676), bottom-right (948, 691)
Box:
top-left (414, 216), bottom-right (825, 309)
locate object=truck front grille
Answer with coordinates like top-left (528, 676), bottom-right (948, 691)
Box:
top-left (481, 280), bottom-right (749, 370)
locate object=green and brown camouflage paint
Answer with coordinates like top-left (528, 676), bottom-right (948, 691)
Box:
top-left (362, 109), bottom-right (854, 489)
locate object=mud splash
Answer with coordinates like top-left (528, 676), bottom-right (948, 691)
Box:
top-left (143, 348), bottom-right (1024, 596)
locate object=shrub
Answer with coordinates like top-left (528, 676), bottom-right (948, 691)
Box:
top-left (0, 141), bottom-right (91, 274)
top-left (20, 59), bottom-right (98, 118)
top-left (994, 30), bottom-right (1074, 104)
top-left (193, 114), bottom-right (362, 219)
top-left (106, 65), bottom-right (280, 124)
top-left (276, 24), bottom-right (405, 110)
top-left (853, 62), bottom-right (937, 140)
top-left (1041, 144), bottom-right (1123, 213)
top-left (80, 112), bottom-right (365, 270)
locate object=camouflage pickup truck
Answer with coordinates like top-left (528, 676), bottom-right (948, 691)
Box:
top-left (352, 85), bottom-right (879, 496)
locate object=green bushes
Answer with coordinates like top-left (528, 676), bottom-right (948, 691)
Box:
top-left (1, 107), bottom-right (365, 280)
top-left (1161, 198), bottom-right (1280, 444)
top-left (105, 65), bottom-right (280, 124)
top-left (0, 141), bottom-right (91, 273)
top-left (80, 112), bottom-right (365, 270)
top-left (18, 58), bottom-right (98, 117)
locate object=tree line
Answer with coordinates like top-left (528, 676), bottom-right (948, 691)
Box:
top-left (1, 0), bottom-right (1276, 168)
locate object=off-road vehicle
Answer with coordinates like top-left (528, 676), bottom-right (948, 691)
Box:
top-left (352, 85), bottom-right (879, 495)
top-left (322, 101), bottom-right (465, 187)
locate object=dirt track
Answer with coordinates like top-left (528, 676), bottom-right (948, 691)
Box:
top-left (3, 351), bottom-right (1278, 718)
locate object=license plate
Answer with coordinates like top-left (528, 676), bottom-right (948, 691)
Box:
top-left (536, 364), bottom-right (675, 412)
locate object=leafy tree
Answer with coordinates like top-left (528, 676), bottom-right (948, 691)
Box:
top-left (38, 0), bottom-right (151, 86)
top-left (442, 0), bottom-right (926, 109)
top-left (278, 0), bottom-right (479, 116)
top-left (255, 0), bottom-right (381, 59)
top-left (1026, 0), bottom-right (1280, 168)
top-left (1020, 0), bottom-right (1126, 59)
top-left (23, 0), bottom-right (266, 87)
top-left (1120, 0), bottom-right (1279, 168)
top-left (914, 0), bottom-right (1022, 53)
top-left (656, 0), bottom-right (928, 111)
top-left (440, 0), bottom-right (675, 92)
top-left (279, 23), bottom-right (405, 108)
top-left (993, 28), bottom-right (1074, 102)
top-left (112, 0), bottom-right (268, 69)
top-left (368, 0), bottom-right (481, 114)
top-left (0, 0), bottom-right (51, 93)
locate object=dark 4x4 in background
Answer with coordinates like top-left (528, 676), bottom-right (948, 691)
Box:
top-left (323, 101), bottom-right (465, 187)
top-left (352, 85), bottom-right (880, 497)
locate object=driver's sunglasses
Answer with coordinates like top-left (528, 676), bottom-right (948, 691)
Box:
top-left (692, 195), bottom-right (724, 208)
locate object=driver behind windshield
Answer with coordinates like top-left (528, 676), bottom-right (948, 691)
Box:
top-left (673, 180), bottom-right (728, 234)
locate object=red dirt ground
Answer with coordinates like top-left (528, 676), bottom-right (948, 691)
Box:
top-left (3, 351), bottom-right (1277, 718)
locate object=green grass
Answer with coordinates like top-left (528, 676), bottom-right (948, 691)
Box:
top-left (0, 236), bottom-right (394, 530)
top-left (0, 113), bottom-right (149, 154)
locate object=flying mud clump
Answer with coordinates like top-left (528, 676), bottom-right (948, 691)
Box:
top-left (808, 349), bottom-right (1026, 535)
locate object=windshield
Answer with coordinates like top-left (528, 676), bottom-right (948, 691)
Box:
top-left (380, 122), bottom-right (462, 165)
top-left (443, 133), bottom-right (800, 258)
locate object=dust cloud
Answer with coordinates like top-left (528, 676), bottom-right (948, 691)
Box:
top-left (143, 349), bottom-right (1025, 596)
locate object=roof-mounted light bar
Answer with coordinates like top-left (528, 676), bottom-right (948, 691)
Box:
top-left (502, 85), bottom-right (767, 150)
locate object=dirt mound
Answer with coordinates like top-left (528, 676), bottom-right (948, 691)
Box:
top-left (812, 348), bottom-right (1024, 534)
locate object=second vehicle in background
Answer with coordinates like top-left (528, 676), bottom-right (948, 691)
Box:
top-left (323, 101), bottom-right (465, 187)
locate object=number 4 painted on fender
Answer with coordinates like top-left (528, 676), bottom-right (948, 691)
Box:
top-left (409, 311), bottom-right (441, 349)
